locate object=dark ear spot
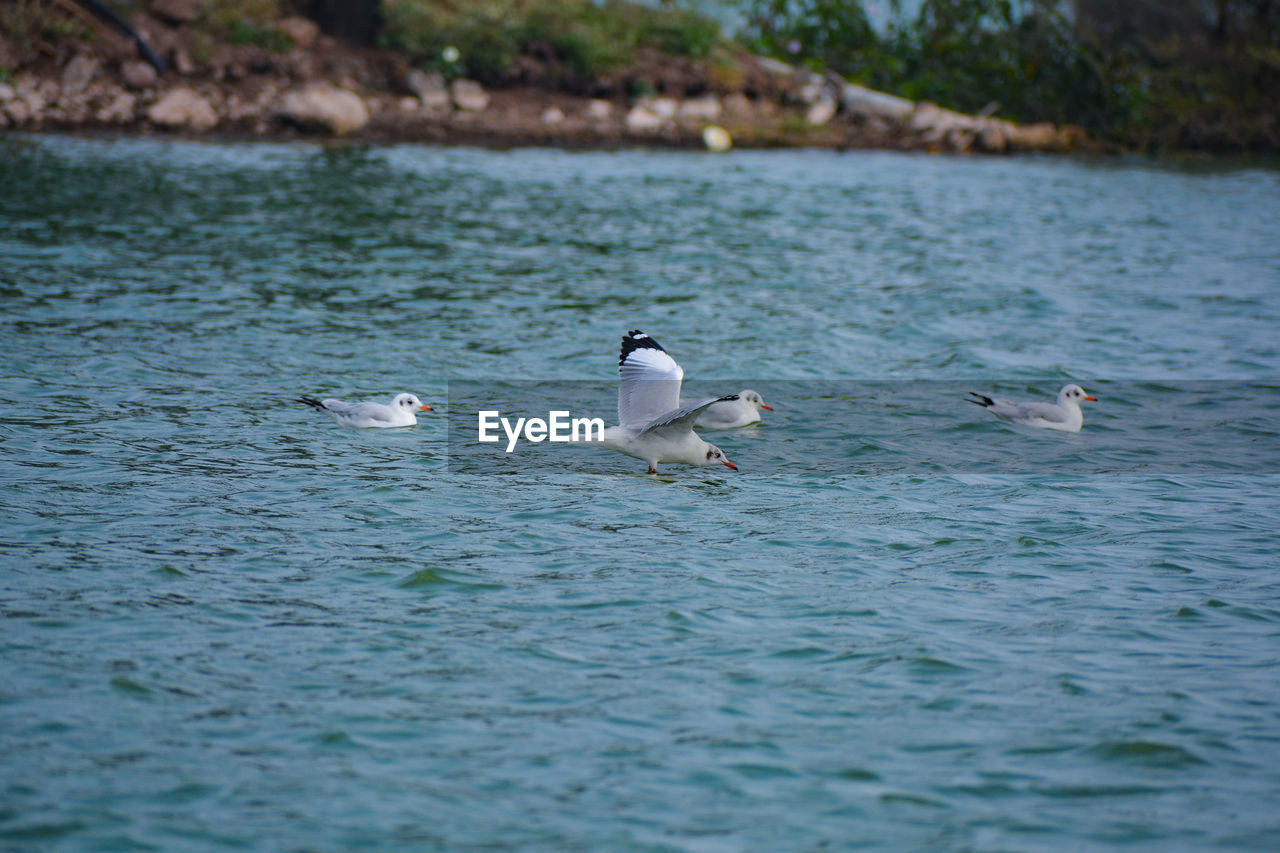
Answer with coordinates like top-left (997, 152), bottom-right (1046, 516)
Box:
top-left (706, 449), bottom-right (713, 459)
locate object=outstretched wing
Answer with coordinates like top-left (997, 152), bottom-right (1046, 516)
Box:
top-left (641, 395), bottom-right (738, 438)
top-left (618, 330), bottom-right (684, 429)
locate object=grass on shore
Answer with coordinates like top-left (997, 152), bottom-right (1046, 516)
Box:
top-left (380, 0), bottom-right (723, 85)
top-left (0, 0), bottom-right (93, 47)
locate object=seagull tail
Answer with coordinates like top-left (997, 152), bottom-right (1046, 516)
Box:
top-left (967, 392), bottom-right (994, 408)
top-left (298, 396), bottom-right (326, 411)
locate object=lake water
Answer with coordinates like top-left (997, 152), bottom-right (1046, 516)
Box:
top-left (2, 134), bottom-right (1279, 851)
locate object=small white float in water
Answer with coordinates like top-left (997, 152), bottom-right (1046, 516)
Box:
top-left (702, 125), bottom-right (732, 152)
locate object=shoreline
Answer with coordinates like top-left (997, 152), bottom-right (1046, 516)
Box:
top-left (13, 117), bottom-right (1273, 171)
top-left (0, 77), bottom-right (1089, 155)
top-left (1, 10), bottom-right (1092, 156)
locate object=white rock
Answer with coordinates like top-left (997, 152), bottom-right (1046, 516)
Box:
top-left (702, 125), bottom-right (732, 151)
top-left (3, 99), bottom-right (30, 124)
top-left (840, 82), bottom-right (914, 122)
top-left (405, 68), bottom-right (445, 99)
top-left (450, 78), bottom-right (489, 112)
top-left (172, 48), bottom-right (196, 76)
top-left (21, 91), bottom-right (45, 115)
top-left (625, 105), bottom-right (665, 132)
top-left (226, 94), bottom-right (262, 120)
top-left (398, 96), bottom-right (420, 113)
top-left (122, 61), bottom-right (157, 91)
top-left (98, 92), bottom-right (137, 123)
top-left (414, 89), bottom-right (445, 112)
top-left (947, 127), bottom-right (975, 152)
top-left (585, 99), bottom-right (612, 120)
top-left (806, 94), bottom-right (837, 126)
top-left (278, 83), bottom-right (368, 134)
top-left (910, 102), bottom-right (974, 134)
top-left (640, 96), bottom-right (677, 119)
top-left (978, 120), bottom-right (1009, 153)
top-left (757, 57), bottom-right (796, 76)
top-left (797, 82), bottom-right (825, 105)
top-left (1007, 122), bottom-right (1060, 151)
top-left (908, 102), bottom-right (940, 131)
top-left (541, 106), bottom-right (564, 124)
top-left (147, 87), bottom-right (217, 130)
top-left (62, 54), bottom-right (98, 96)
top-left (677, 96), bottom-right (721, 122)
top-left (0, 83), bottom-right (15, 102)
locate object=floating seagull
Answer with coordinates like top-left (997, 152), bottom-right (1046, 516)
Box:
top-left (683, 389), bottom-right (773, 429)
top-left (968, 384), bottom-right (1098, 432)
top-left (595, 330), bottom-right (739, 474)
top-left (299, 392), bottom-right (432, 428)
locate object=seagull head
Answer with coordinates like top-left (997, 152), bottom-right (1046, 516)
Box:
top-left (1058, 384), bottom-right (1097, 405)
top-left (395, 393), bottom-right (433, 412)
top-left (703, 444), bottom-right (738, 471)
top-left (740, 389), bottom-right (772, 411)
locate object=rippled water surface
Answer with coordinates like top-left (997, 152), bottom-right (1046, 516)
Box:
top-left (3, 135), bottom-right (1280, 851)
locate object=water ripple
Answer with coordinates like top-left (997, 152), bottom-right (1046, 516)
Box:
top-left (2, 135), bottom-right (1280, 851)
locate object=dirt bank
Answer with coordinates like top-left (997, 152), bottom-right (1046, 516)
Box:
top-left (0, 4), bottom-right (1086, 153)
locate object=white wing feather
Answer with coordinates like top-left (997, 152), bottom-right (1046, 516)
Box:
top-left (991, 399), bottom-right (1069, 424)
top-left (618, 347), bottom-right (684, 429)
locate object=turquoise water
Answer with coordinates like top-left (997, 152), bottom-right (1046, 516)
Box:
top-left (2, 134), bottom-right (1279, 851)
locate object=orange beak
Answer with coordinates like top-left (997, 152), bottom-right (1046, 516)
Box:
top-left (420, 404), bottom-right (433, 411)
top-left (722, 460), bottom-right (738, 471)
top-left (1083, 396), bottom-right (1097, 402)
top-left (760, 404), bottom-right (773, 411)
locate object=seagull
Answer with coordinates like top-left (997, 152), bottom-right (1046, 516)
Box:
top-left (593, 330), bottom-right (739, 474)
top-left (299, 392), bottom-right (432, 428)
top-left (968, 384), bottom-right (1098, 432)
top-left (683, 389), bottom-right (773, 429)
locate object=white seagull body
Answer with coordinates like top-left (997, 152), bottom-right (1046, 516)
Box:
top-left (968, 384), bottom-right (1097, 432)
top-left (594, 330), bottom-right (739, 474)
top-left (299, 392), bottom-right (432, 428)
top-left (682, 389), bottom-right (773, 429)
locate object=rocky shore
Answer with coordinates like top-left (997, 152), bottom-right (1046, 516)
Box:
top-left (0, 4), bottom-right (1087, 153)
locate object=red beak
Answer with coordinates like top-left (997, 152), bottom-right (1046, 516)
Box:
top-left (760, 404), bottom-right (773, 411)
top-left (722, 460), bottom-right (738, 471)
top-left (420, 404), bottom-right (433, 411)
top-left (1083, 396), bottom-right (1097, 402)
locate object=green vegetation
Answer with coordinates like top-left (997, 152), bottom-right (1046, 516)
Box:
top-left (0, 0), bottom-right (92, 45)
top-left (740, 0), bottom-right (1280, 152)
top-left (224, 21), bottom-right (294, 51)
top-left (4, 0), bottom-right (1271, 153)
top-left (201, 0), bottom-right (293, 52)
top-left (380, 0), bottom-right (723, 86)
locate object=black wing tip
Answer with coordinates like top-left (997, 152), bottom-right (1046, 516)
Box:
top-left (967, 392), bottom-right (994, 408)
top-left (619, 329), bottom-right (667, 366)
top-left (717, 394), bottom-right (740, 403)
top-left (298, 396), bottom-right (325, 410)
